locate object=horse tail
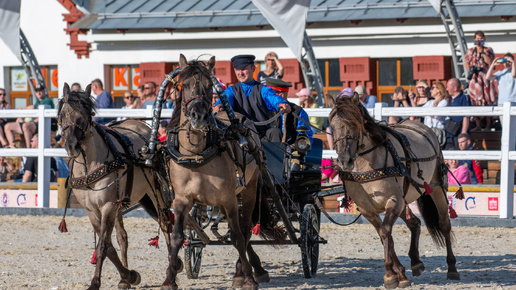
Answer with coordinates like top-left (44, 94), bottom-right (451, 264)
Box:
top-left (417, 195), bottom-right (446, 248)
top-left (139, 194), bottom-right (159, 222)
top-left (253, 178), bottom-right (284, 244)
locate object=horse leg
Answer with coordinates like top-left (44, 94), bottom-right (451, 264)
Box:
top-left (224, 206), bottom-right (258, 290)
top-left (162, 201), bottom-right (188, 290)
top-left (399, 207), bottom-right (425, 277)
top-left (113, 211), bottom-right (141, 289)
top-left (380, 197), bottom-right (410, 289)
top-left (87, 210), bottom-right (116, 290)
top-left (431, 187), bottom-right (460, 280)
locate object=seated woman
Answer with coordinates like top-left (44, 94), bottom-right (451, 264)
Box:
top-left (447, 159), bottom-right (471, 185)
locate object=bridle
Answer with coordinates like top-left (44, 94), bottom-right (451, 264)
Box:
top-left (181, 74), bottom-right (212, 118)
top-left (58, 100), bottom-right (94, 144)
top-left (334, 133), bottom-right (362, 163)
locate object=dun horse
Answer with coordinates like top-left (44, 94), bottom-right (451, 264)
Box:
top-left (329, 93), bottom-right (460, 288)
top-left (58, 83), bottom-right (175, 290)
top-left (161, 55), bottom-right (277, 290)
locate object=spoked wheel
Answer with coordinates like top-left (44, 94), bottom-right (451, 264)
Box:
top-left (300, 203), bottom-right (320, 278)
top-left (184, 205), bottom-right (205, 279)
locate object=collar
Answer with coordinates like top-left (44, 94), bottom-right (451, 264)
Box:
top-left (241, 79), bottom-right (256, 86)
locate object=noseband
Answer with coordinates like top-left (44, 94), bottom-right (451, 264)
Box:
top-left (334, 134), bottom-right (362, 162)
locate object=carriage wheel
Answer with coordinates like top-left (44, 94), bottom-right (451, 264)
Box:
top-left (300, 204), bottom-right (320, 278)
top-left (184, 206), bottom-right (205, 279)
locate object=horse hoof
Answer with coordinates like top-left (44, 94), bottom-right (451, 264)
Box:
top-left (447, 271), bottom-right (460, 280)
top-left (383, 276), bottom-right (399, 289)
top-left (232, 277), bottom-right (244, 288)
top-left (176, 258), bottom-right (184, 273)
top-left (126, 270), bottom-right (141, 285)
top-left (399, 279), bottom-right (411, 288)
top-left (242, 281), bottom-right (259, 290)
top-left (118, 281), bottom-right (130, 290)
top-left (255, 272), bottom-right (270, 283)
top-left (411, 262), bottom-right (425, 277)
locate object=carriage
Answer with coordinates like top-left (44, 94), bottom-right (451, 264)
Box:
top-left (139, 56), bottom-right (346, 281)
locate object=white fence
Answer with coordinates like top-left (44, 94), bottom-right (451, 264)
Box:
top-left (0, 103), bottom-right (514, 219)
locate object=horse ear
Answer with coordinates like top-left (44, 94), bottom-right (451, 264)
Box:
top-left (63, 83), bottom-right (70, 100)
top-left (207, 56), bottom-right (216, 74)
top-left (326, 94), bottom-right (336, 109)
top-left (352, 92), bottom-right (360, 105)
top-left (85, 84), bottom-right (92, 96)
top-left (179, 54), bottom-right (188, 68)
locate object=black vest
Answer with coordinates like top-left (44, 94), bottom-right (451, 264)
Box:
top-left (232, 82), bottom-right (277, 132)
top-left (285, 103), bottom-right (304, 145)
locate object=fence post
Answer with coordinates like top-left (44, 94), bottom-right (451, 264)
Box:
top-left (373, 102), bottom-right (385, 122)
top-left (37, 105), bottom-right (52, 208)
top-left (499, 102), bottom-right (515, 218)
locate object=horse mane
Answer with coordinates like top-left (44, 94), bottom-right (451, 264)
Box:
top-left (58, 90), bottom-right (97, 122)
top-left (330, 97), bottom-right (387, 145)
top-left (169, 58), bottom-right (213, 129)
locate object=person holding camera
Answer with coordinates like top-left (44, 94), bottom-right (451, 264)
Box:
top-left (465, 30), bottom-right (497, 131)
top-left (485, 53), bottom-right (516, 110)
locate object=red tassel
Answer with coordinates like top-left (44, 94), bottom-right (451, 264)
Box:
top-left (148, 236), bottom-right (159, 248)
top-left (90, 251), bottom-right (97, 264)
top-left (58, 218), bottom-right (68, 233)
top-left (449, 205), bottom-right (458, 219)
top-left (424, 182), bottom-right (433, 195)
top-left (405, 205), bottom-right (415, 220)
top-left (454, 187), bottom-right (465, 200)
top-left (251, 224), bottom-right (260, 236)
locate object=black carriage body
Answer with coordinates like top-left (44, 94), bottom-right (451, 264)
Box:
top-left (262, 138), bottom-right (323, 204)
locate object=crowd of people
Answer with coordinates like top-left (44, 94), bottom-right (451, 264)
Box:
top-left (1, 34), bottom-right (514, 184)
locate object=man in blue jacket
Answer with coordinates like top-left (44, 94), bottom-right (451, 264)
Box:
top-left (214, 54), bottom-right (291, 141)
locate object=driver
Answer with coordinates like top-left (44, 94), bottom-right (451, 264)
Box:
top-left (264, 78), bottom-right (313, 146)
top-left (214, 54), bottom-right (291, 141)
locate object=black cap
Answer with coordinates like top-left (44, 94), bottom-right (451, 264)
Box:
top-left (265, 78), bottom-right (292, 91)
top-left (231, 54), bottom-right (256, 69)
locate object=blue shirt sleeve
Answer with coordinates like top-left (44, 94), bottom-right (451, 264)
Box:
top-left (214, 86), bottom-right (234, 108)
top-left (297, 108), bottom-right (313, 144)
top-left (261, 86), bottom-right (288, 112)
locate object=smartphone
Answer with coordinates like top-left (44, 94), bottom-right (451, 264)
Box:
top-left (498, 58), bottom-right (508, 63)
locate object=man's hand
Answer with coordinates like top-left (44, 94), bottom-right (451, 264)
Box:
top-left (278, 103), bottom-right (291, 113)
top-left (214, 104), bottom-right (223, 112)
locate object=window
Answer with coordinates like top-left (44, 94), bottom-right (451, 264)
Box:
top-left (376, 58), bottom-right (414, 103)
top-left (8, 66), bottom-right (58, 108)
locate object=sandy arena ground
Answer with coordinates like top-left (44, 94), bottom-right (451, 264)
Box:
top-left (0, 214), bottom-right (515, 289)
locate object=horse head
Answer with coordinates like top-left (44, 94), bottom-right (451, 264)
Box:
top-left (58, 82), bottom-right (96, 158)
top-left (329, 92), bottom-right (365, 171)
top-left (178, 54), bottom-right (215, 131)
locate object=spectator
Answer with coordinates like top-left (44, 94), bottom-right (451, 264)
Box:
top-left (158, 120), bottom-right (169, 143)
top-left (213, 54), bottom-right (291, 142)
top-left (132, 85), bottom-right (144, 108)
top-left (447, 159), bottom-right (471, 185)
top-left (257, 51), bottom-right (284, 85)
top-left (410, 80), bottom-right (431, 107)
top-left (457, 133), bottom-right (483, 184)
top-left (0, 88), bottom-right (11, 148)
top-left (22, 134), bottom-right (58, 182)
top-left (4, 87), bottom-right (54, 148)
top-left (321, 158), bottom-right (338, 183)
top-left (91, 79), bottom-right (114, 125)
top-left (71, 82), bottom-right (82, 92)
top-left (297, 88), bottom-right (324, 132)
top-left (465, 30), bottom-right (497, 131)
top-left (142, 81), bottom-right (164, 109)
top-left (354, 85), bottom-right (378, 108)
top-left (423, 82), bottom-right (449, 148)
top-left (445, 78), bottom-right (471, 150)
top-left (117, 91), bottom-right (134, 121)
top-left (486, 52), bottom-right (516, 109)
top-left (0, 156), bottom-right (13, 182)
top-left (388, 86), bottom-right (412, 125)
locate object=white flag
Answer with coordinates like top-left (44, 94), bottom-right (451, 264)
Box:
top-left (428, 0), bottom-right (441, 13)
top-left (0, 0), bottom-right (21, 62)
top-left (251, 0), bottom-right (310, 61)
